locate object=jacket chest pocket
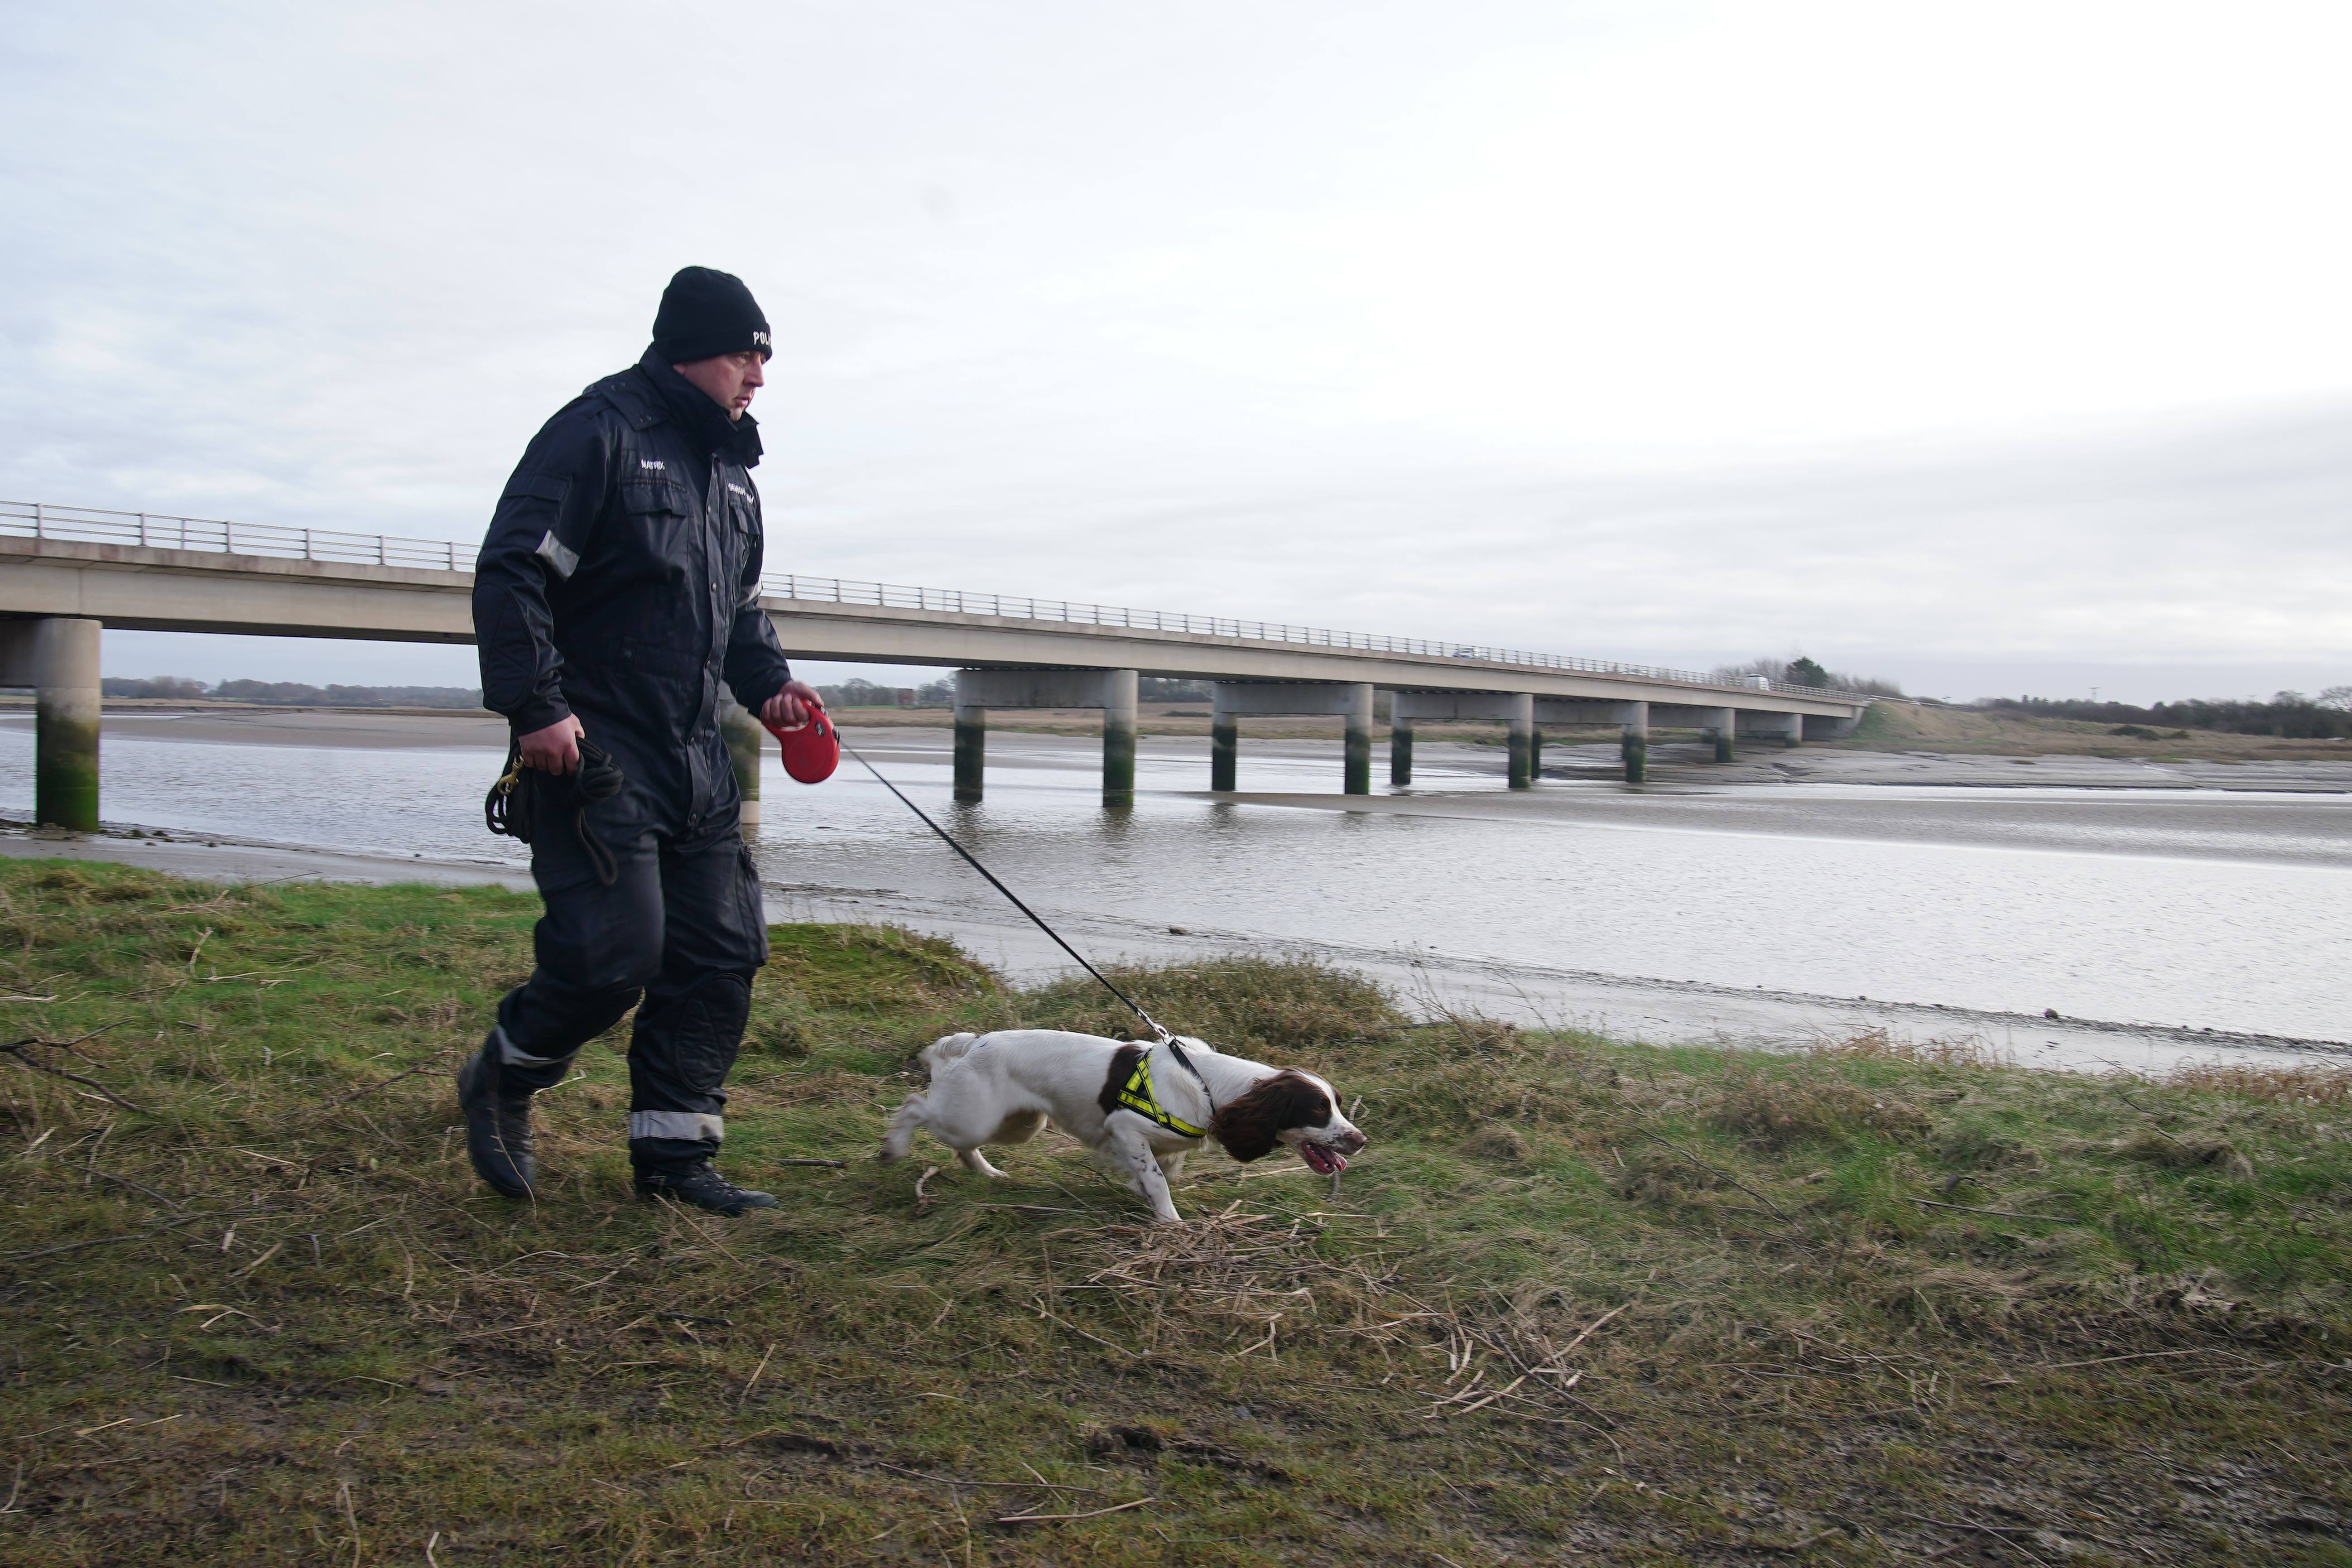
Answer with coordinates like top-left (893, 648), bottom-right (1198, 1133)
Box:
top-left (715, 479), bottom-right (758, 563)
top-left (617, 479), bottom-right (701, 568)
top-left (717, 477), bottom-right (756, 525)
top-left (619, 477), bottom-right (697, 517)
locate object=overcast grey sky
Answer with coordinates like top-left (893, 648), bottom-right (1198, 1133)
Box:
top-left (5, 1), bottom-right (2347, 705)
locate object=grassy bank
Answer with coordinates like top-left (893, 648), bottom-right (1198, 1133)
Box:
top-left (0, 860), bottom-right (2347, 1565)
top-left (1837, 702), bottom-right (2352, 762)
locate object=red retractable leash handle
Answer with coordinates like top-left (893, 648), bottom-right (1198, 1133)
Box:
top-left (759, 693), bottom-right (842, 784)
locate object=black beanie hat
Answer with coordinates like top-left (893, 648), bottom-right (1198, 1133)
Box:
top-left (651, 266), bottom-right (772, 363)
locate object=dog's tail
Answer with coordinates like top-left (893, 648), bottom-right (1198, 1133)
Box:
top-left (918, 1031), bottom-right (982, 1074)
top-left (883, 1032), bottom-right (995, 1164)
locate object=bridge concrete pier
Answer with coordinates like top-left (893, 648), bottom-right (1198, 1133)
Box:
top-left (1397, 691), bottom-right (1531, 787)
top-left (1210, 685), bottom-right (1239, 793)
top-left (1621, 700), bottom-right (1649, 784)
top-left (952, 668), bottom-right (1140, 803)
top-left (1211, 682), bottom-right (1374, 794)
top-left (1344, 682), bottom-right (1373, 795)
top-left (0, 618), bottom-right (101, 831)
top-left (1102, 668), bottom-right (1138, 806)
top-left (953, 682), bottom-right (986, 803)
top-left (1698, 707), bottom-right (1736, 763)
top-left (1538, 696), bottom-right (1650, 781)
top-left (718, 698), bottom-right (764, 829)
top-left (1507, 693), bottom-right (1536, 789)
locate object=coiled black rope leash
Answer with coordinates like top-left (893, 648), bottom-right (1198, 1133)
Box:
top-left (485, 738), bottom-right (627, 887)
top-left (835, 735), bottom-right (1217, 1112)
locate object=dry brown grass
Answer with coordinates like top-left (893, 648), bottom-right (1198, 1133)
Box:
top-left (1843, 700), bottom-right (2352, 760)
top-left (1708, 1074), bottom-right (1933, 1149)
top-left (1805, 1025), bottom-right (2016, 1070)
top-left (2164, 1059), bottom-right (2352, 1105)
top-left (1060, 1205), bottom-right (1405, 1365)
top-left (1020, 953), bottom-right (1410, 1059)
top-left (2111, 1128), bottom-right (2260, 1180)
top-left (1458, 1121), bottom-right (1534, 1165)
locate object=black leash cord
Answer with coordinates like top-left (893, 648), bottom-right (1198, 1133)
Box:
top-left (836, 736), bottom-right (1215, 1101)
top-left (485, 739), bottom-right (626, 888)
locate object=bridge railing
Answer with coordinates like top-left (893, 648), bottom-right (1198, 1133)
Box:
top-left (1, 499), bottom-right (471, 572)
top-left (1, 499), bottom-right (1868, 701)
top-left (758, 572), bottom-right (1819, 691)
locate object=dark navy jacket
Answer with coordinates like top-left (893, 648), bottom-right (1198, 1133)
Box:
top-left (474, 351), bottom-right (795, 823)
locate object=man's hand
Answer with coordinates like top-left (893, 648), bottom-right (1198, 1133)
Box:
top-left (517, 715), bottom-right (585, 775)
top-left (760, 681), bottom-right (824, 731)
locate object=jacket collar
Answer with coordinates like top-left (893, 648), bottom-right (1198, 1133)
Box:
top-left (611, 350), bottom-right (764, 468)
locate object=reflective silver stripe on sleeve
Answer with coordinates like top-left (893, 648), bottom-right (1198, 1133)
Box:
top-left (494, 1025), bottom-right (564, 1068)
top-left (534, 529), bottom-right (581, 580)
top-left (629, 1111), bottom-right (725, 1143)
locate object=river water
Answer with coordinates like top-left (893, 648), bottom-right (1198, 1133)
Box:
top-left (4, 716), bottom-right (2347, 1066)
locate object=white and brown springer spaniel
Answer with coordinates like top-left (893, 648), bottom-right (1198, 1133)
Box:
top-left (878, 1029), bottom-right (1367, 1224)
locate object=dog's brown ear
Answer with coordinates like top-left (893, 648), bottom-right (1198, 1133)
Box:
top-left (1211, 1071), bottom-right (1333, 1163)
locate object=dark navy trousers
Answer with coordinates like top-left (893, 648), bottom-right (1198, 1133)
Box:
top-left (491, 763), bottom-right (769, 1173)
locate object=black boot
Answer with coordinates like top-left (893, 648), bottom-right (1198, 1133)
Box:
top-left (634, 1160), bottom-right (777, 1216)
top-left (457, 1041), bottom-right (535, 1198)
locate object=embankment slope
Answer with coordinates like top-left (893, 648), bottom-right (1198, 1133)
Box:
top-left (0, 862), bottom-right (2346, 1563)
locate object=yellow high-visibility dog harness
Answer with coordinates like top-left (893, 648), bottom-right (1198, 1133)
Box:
top-left (1113, 1049), bottom-right (1209, 1139)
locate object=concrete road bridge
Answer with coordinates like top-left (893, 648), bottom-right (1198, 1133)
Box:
top-left (1, 501), bottom-right (1871, 829)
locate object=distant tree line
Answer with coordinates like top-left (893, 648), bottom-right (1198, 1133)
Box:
top-left (1709, 656), bottom-right (1905, 697)
top-left (1977, 689), bottom-right (2352, 739)
top-left (101, 676), bottom-right (485, 708)
top-left (810, 678), bottom-right (928, 709)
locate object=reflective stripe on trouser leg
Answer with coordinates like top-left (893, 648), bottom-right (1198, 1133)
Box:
top-left (629, 1111), bottom-right (725, 1144)
top-left (494, 1024), bottom-right (566, 1070)
top-left (628, 966), bottom-right (754, 1173)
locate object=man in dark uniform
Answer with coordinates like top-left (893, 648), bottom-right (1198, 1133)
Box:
top-left (461, 265), bottom-right (819, 1215)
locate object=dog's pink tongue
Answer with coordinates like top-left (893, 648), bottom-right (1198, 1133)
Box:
top-left (1303, 1145), bottom-right (1347, 1175)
